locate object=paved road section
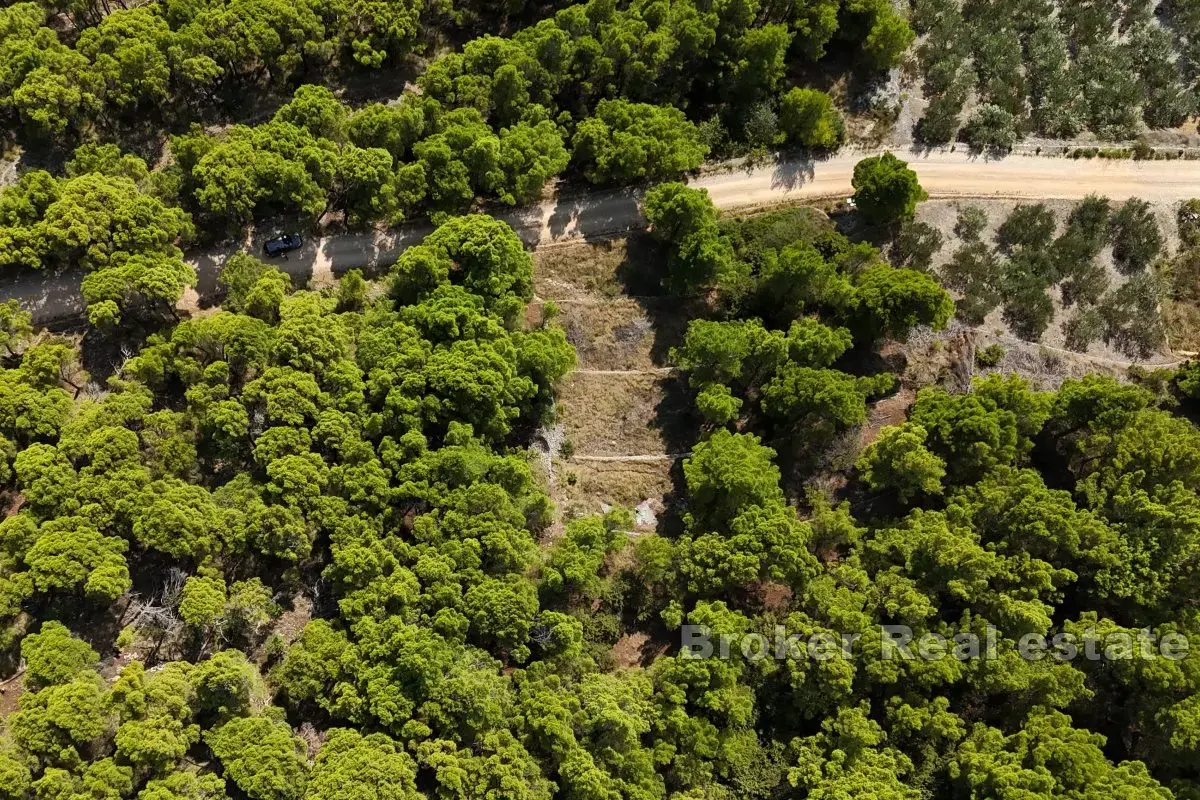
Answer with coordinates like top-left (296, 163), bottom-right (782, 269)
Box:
top-left (11, 149), bottom-right (1200, 323)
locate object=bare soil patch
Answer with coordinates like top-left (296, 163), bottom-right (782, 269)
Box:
top-left (269, 594), bottom-right (312, 647)
top-left (859, 387), bottom-right (917, 448)
top-left (4, 494), bottom-right (24, 518)
top-left (0, 674), bottom-right (22, 719)
top-left (610, 630), bottom-right (671, 669)
top-left (758, 581), bottom-right (794, 614)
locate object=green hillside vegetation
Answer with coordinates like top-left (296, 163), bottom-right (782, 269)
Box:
top-left (0, 183), bottom-right (1190, 798)
top-left (0, 0), bottom-right (1198, 795)
top-left (0, 0), bottom-right (886, 333)
top-left (0, 0), bottom-right (886, 171)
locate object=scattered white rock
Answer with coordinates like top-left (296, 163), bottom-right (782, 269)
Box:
top-left (635, 499), bottom-right (658, 529)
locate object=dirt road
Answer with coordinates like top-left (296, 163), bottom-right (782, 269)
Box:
top-left (10, 149), bottom-right (1200, 323)
top-left (695, 149), bottom-right (1200, 207)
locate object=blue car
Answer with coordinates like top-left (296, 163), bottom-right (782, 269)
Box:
top-left (263, 233), bottom-right (302, 258)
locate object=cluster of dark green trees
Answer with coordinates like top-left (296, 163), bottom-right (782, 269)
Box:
top-left (0, 145), bottom-right (195, 327)
top-left (412, 0), bottom-right (890, 155)
top-left (644, 179), bottom-right (949, 444)
top-left (913, 0), bottom-right (1194, 147)
top-left (0, 0), bottom-right (514, 144)
top-left (0, 0), bottom-right (423, 140)
top-left (3, 0), bottom-right (1200, 795)
top-left (0, 0), bottom-right (891, 300)
top-left (938, 197), bottom-right (1167, 356)
top-left (0, 177), bottom-right (1198, 799)
top-left (169, 85), bottom-right (572, 225)
top-left (0, 214), bottom-right (577, 798)
top-left (0, 0), bottom-right (885, 169)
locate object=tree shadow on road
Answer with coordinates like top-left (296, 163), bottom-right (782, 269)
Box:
top-left (3, 265), bottom-right (87, 328)
top-left (318, 224), bottom-right (431, 281)
top-left (193, 222), bottom-right (436, 309)
top-left (546, 186), bottom-right (644, 244)
top-left (769, 156), bottom-right (817, 191)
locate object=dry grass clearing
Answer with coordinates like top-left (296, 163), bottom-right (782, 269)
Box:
top-left (543, 299), bottom-right (657, 371)
top-left (542, 295), bottom-right (701, 371)
top-left (555, 458), bottom-right (676, 518)
top-left (557, 372), bottom-right (671, 457)
top-left (533, 238), bottom-right (642, 300)
top-left (533, 234), bottom-right (700, 371)
top-left (534, 236), bottom-right (696, 527)
top-left (1164, 300), bottom-right (1200, 352)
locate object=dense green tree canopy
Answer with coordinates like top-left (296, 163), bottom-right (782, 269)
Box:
top-left (852, 153), bottom-right (929, 226)
top-left (572, 100), bottom-right (708, 184)
top-left (0, 203), bottom-right (1189, 800)
top-left (0, 163), bottom-right (195, 324)
top-left (779, 88), bottom-right (845, 148)
top-left (0, 0), bottom-right (1196, 796)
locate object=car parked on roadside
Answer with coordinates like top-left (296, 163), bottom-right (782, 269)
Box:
top-left (263, 233), bottom-right (302, 258)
